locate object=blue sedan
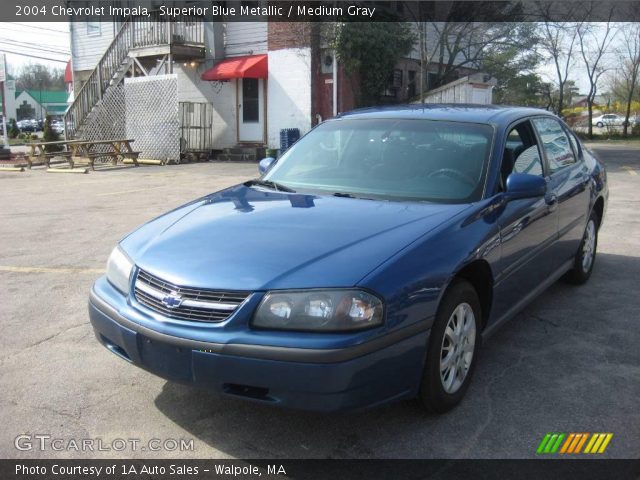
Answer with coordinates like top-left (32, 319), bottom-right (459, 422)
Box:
top-left (89, 105), bottom-right (608, 412)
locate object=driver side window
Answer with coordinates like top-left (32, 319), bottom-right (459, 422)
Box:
top-left (500, 121), bottom-right (544, 192)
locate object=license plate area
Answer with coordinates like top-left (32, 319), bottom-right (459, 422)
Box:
top-left (138, 335), bottom-right (192, 382)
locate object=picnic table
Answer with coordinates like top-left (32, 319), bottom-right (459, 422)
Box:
top-left (26, 140), bottom-right (82, 169)
top-left (27, 139), bottom-right (141, 170)
top-left (68, 139), bottom-right (140, 169)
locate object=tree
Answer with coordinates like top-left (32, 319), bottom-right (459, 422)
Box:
top-left (401, 2), bottom-right (526, 98)
top-left (333, 22), bottom-right (415, 106)
top-left (613, 24), bottom-right (640, 136)
top-left (479, 23), bottom-right (545, 106)
top-left (15, 63), bottom-right (65, 91)
top-left (577, 18), bottom-right (617, 138)
top-left (536, 1), bottom-right (582, 115)
top-left (8, 119), bottom-right (19, 139)
top-left (42, 116), bottom-right (62, 152)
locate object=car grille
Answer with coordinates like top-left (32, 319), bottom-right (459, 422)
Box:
top-left (134, 269), bottom-right (250, 323)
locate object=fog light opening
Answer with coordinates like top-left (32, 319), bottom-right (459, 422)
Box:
top-left (223, 383), bottom-right (272, 401)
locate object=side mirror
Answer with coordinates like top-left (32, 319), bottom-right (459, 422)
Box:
top-left (505, 173), bottom-right (546, 200)
top-left (258, 157), bottom-right (276, 175)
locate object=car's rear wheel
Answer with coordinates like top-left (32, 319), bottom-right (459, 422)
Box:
top-left (563, 210), bottom-right (599, 285)
top-left (419, 279), bottom-right (481, 413)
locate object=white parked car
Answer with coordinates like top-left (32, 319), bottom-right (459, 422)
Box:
top-left (51, 121), bottom-right (65, 134)
top-left (592, 114), bottom-right (627, 128)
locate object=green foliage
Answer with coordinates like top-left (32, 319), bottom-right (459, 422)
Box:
top-left (43, 116), bottom-right (63, 152)
top-left (480, 23), bottom-right (546, 107)
top-left (334, 22), bottom-right (415, 106)
top-left (8, 119), bottom-right (19, 139)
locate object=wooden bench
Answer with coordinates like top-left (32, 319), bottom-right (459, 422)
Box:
top-left (44, 151), bottom-right (73, 168)
top-left (120, 151), bottom-right (141, 165)
top-left (85, 151), bottom-right (141, 169)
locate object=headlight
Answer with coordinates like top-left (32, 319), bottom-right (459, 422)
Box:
top-left (252, 289), bottom-right (383, 332)
top-left (106, 246), bottom-right (134, 294)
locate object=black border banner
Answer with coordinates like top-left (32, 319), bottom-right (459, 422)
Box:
top-left (2, 459), bottom-right (640, 480)
top-left (2, 1), bottom-right (640, 22)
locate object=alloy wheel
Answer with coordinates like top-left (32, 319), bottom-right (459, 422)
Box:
top-left (439, 302), bottom-right (476, 394)
top-left (582, 219), bottom-right (596, 272)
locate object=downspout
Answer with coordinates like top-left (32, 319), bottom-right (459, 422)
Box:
top-left (332, 50), bottom-right (338, 117)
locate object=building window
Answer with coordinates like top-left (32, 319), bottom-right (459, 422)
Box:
top-left (321, 49), bottom-right (334, 74)
top-left (242, 78), bottom-right (260, 123)
top-left (87, 21), bottom-right (101, 36)
top-left (383, 69), bottom-right (403, 97)
top-left (408, 70), bottom-right (417, 99)
top-left (17, 101), bottom-right (35, 121)
top-left (392, 69), bottom-right (403, 87)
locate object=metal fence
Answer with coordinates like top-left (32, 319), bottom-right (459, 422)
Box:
top-left (179, 102), bottom-right (213, 153)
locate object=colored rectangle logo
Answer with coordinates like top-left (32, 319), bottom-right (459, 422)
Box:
top-left (537, 433), bottom-right (612, 455)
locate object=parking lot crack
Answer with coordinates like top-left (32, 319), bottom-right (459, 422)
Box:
top-left (457, 349), bottom-right (536, 457)
top-left (532, 314), bottom-right (561, 329)
top-left (0, 322), bottom-right (89, 363)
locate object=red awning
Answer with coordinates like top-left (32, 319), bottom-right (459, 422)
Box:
top-left (64, 60), bottom-right (72, 83)
top-left (201, 54), bottom-right (268, 81)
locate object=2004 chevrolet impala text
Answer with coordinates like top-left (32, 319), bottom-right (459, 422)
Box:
top-left (88, 105), bottom-right (608, 413)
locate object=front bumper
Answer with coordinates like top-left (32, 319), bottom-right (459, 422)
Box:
top-left (88, 279), bottom-right (430, 412)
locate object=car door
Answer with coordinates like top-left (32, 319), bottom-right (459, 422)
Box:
top-left (531, 117), bottom-right (591, 272)
top-left (491, 120), bottom-right (559, 322)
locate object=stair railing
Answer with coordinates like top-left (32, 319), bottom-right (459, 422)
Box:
top-left (64, 13), bottom-right (204, 138)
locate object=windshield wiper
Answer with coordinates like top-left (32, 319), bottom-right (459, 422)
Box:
top-left (245, 179), bottom-right (296, 193)
top-left (332, 191), bottom-right (375, 200)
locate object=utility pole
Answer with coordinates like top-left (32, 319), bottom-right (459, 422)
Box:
top-left (1, 53), bottom-right (10, 155)
top-left (1, 79), bottom-right (8, 147)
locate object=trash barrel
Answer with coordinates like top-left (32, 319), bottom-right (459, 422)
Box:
top-left (280, 128), bottom-right (300, 154)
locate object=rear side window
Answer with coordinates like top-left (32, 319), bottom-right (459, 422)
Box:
top-left (532, 118), bottom-right (576, 173)
top-left (566, 131), bottom-right (582, 159)
top-left (513, 145), bottom-right (543, 176)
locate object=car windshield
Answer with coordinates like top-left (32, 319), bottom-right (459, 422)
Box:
top-left (264, 118), bottom-right (493, 203)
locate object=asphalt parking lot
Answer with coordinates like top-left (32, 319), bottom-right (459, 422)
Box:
top-left (1, 146), bottom-right (638, 459)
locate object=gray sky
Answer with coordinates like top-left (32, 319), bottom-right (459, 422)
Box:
top-left (0, 22), bottom-right (70, 75)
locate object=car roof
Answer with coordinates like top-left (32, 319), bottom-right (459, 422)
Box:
top-left (337, 104), bottom-right (558, 126)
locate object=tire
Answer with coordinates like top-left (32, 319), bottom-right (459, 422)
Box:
top-left (419, 279), bottom-right (481, 413)
top-left (563, 210), bottom-right (599, 285)
top-left (596, 122), bottom-right (604, 128)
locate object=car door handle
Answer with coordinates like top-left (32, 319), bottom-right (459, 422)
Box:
top-left (545, 193), bottom-right (558, 211)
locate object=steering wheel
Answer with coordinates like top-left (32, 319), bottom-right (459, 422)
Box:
top-left (319, 140), bottom-right (338, 152)
top-left (428, 168), bottom-right (476, 187)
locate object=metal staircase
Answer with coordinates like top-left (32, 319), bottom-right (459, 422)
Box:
top-left (65, 14), bottom-right (205, 139)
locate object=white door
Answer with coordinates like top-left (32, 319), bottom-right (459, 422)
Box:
top-left (239, 78), bottom-right (264, 143)
top-left (471, 87), bottom-right (488, 105)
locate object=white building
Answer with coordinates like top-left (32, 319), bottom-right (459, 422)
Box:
top-left (68, 15), bottom-right (318, 160)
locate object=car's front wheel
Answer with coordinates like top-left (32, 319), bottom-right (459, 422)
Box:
top-left (563, 210), bottom-right (599, 284)
top-left (596, 121), bottom-right (604, 128)
top-left (419, 279), bottom-right (481, 413)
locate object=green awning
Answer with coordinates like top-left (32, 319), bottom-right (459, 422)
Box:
top-left (46, 105), bottom-right (68, 114)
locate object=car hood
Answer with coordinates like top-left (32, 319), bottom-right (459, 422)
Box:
top-left (121, 185), bottom-right (470, 291)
